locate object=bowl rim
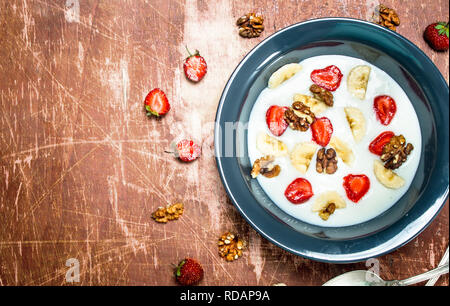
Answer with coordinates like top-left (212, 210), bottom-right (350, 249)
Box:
top-left (214, 17), bottom-right (449, 263)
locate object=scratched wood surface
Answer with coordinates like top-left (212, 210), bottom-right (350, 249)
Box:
top-left (0, 0), bottom-right (448, 286)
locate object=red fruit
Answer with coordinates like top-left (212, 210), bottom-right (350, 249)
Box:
top-left (144, 88), bottom-right (171, 116)
top-left (369, 131), bottom-right (395, 155)
top-left (343, 174), bottom-right (370, 203)
top-left (284, 178), bottom-right (314, 204)
top-left (311, 117), bottom-right (333, 147)
top-left (183, 47), bottom-right (207, 82)
top-left (175, 258), bottom-right (204, 286)
top-left (266, 105), bottom-right (289, 136)
top-left (310, 65), bottom-right (343, 91)
top-left (424, 22), bottom-right (449, 51)
top-left (176, 139), bottom-right (201, 162)
top-left (374, 95), bottom-right (397, 125)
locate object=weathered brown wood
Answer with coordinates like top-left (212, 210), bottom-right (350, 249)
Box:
top-left (0, 0), bottom-right (448, 286)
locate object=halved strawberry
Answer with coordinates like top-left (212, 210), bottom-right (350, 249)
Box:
top-left (176, 139), bottom-right (201, 162)
top-left (183, 47), bottom-right (207, 82)
top-left (374, 95), bottom-right (397, 125)
top-left (144, 88), bottom-right (171, 117)
top-left (369, 131), bottom-right (395, 155)
top-left (266, 105), bottom-right (289, 136)
top-left (310, 65), bottom-right (343, 91)
top-left (311, 117), bottom-right (333, 147)
top-left (343, 174), bottom-right (370, 203)
top-left (284, 178), bottom-right (314, 204)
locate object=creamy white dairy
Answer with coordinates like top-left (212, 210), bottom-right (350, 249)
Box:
top-left (247, 55), bottom-right (421, 227)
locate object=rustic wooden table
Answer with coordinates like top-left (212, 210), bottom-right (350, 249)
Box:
top-left (0, 0), bottom-right (448, 286)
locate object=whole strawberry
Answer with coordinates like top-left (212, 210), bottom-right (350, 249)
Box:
top-left (424, 22), bottom-right (449, 51)
top-left (183, 47), bottom-right (207, 82)
top-left (175, 258), bottom-right (204, 286)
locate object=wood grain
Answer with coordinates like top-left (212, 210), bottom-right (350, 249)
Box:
top-left (0, 0), bottom-right (448, 286)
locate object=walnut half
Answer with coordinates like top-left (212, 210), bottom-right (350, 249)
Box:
top-left (381, 135), bottom-right (413, 170)
top-left (316, 148), bottom-right (338, 174)
top-left (310, 84), bottom-right (334, 106)
top-left (251, 155), bottom-right (281, 178)
top-left (284, 101), bottom-right (315, 132)
top-left (152, 202), bottom-right (184, 223)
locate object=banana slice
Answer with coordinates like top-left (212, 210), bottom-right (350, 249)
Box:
top-left (347, 65), bottom-right (371, 100)
top-left (344, 107), bottom-right (366, 143)
top-left (312, 191), bottom-right (347, 212)
top-left (329, 136), bottom-right (354, 166)
top-left (290, 142), bottom-right (318, 174)
top-left (373, 160), bottom-right (405, 189)
top-left (256, 132), bottom-right (288, 157)
top-left (268, 63), bottom-right (302, 89)
top-left (293, 94), bottom-right (327, 114)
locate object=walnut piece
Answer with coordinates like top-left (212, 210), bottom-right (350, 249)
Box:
top-left (381, 135), bottom-right (414, 170)
top-left (284, 101), bottom-right (315, 132)
top-left (316, 148), bottom-right (338, 174)
top-left (318, 203), bottom-right (336, 221)
top-left (218, 232), bottom-right (246, 261)
top-left (310, 84), bottom-right (334, 106)
top-left (251, 155), bottom-right (280, 178)
top-left (371, 4), bottom-right (400, 31)
top-left (236, 13), bottom-right (264, 38)
top-left (152, 202), bottom-right (184, 223)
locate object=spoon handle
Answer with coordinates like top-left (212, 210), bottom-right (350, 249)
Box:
top-left (395, 263), bottom-right (449, 286)
top-left (426, 246), bottom-right (449, 286)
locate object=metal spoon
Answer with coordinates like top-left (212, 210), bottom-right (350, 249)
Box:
top-left (323, 263), bottom-right (449, 286)
top-left (426, 246), bottom-right (449, 286)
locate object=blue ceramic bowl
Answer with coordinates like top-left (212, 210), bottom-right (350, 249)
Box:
top-left (214, 18), bottom-right (449, 263)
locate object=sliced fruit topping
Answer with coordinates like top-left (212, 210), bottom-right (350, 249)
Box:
top-left (268, 63), bottom-right (302, 89)
top-left (374, 95), bottom-right (397, 125)
top-left (312, 191), bottom-right (347, 221)
top-left (373, 160), bottom-right (405, 189)
top-left (290, 142), bottom-right (318, 174)
top-left (266, 105), bottom-right (289, 136)
top-left (284, 178), bottom-right (314, 204)
top-left (183, 47), bottom-right (207, 82)
top-left (256, 132), bottom-right (288, 157)
top-left (347, 65), bottom-right (371, 100)
top-left (311, 117), bottom-right (333, 147)
top-left (329, 136), bottom-right (354, 166)
top-left (144, 88), bottom-right (171, 116)
top-left (343, 174), bottom-right (370, 203)
top-left (176, 139), bottom-right (201, 162)
top-left (369, 131), bottom-right (395, 155)
top-left (310, 65), bottom-right (343, 92)
top-left (344, 107), bottom-right (366, 143)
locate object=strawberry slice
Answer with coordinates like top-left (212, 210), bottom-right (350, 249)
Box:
top-left (310, 65), bottom-right (343, 91)
top-left (144, 88), bottom-right (171, 116)
top-left (176, 139), bottom-right (201, 162)
top-left (183, 47), bottom-right (207, 82)
top-left (266, 105), bottom-right (289, 136)
top-left (374, 95), bottom-right (397, 125)
top-left (311, 117), bottom-right (333, 147)
top-left (343, 174), bottom-right (370, 203)
top-left (369, 131), bottom-right (395, 155)
top-left (284, 178), bottom-right (314, 204)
